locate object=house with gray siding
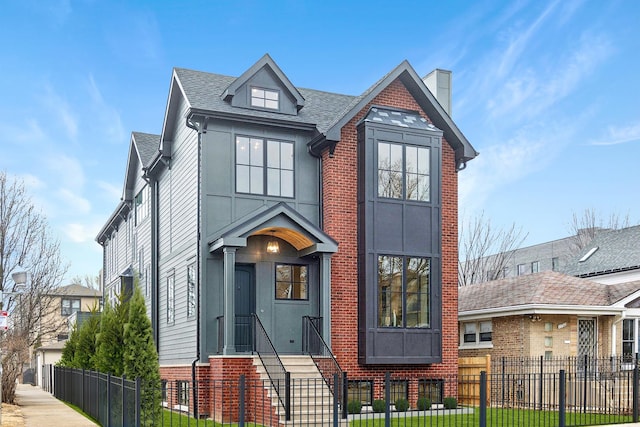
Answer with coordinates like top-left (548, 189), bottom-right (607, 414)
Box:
top-left (96, 54), bottom-right (477, 420)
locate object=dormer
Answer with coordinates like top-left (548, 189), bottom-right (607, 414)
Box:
top-left (221, 53), bottom-right (305, 115)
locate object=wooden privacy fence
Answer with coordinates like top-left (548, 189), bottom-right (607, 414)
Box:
top-left (459, 355), bottom-right (491, 406)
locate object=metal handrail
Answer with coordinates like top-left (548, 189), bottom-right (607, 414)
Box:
top-left (248, 313), bottom-right (290, 418)
top-left (302, 316), bottom-right (345, 418)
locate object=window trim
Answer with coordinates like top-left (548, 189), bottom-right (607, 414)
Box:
top-left (250, 86), bottom-right (280, 110)
top-left (235, 135), bottom-right (295, 198)
top-left (377, 255), bottom-right (431, 329)
top-left (460, 320), bottom-right (493, 349)
top-left (377, 141), bottom-right (431, 202)
top-left (61, 298), bottom-right (81, 316)
top-left (275, 263), bottom-right (309, 301)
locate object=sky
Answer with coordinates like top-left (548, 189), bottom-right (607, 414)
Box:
top-left (1, 0), bottom-right (639, 284)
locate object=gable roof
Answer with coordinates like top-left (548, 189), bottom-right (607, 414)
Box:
top-left (221, 53), bottom-right (305, 110)
top-left (167, 55), bottom-right (477, 167)
top-left (208, 202), bottom-right (338, 255)
top-left (563, 225), bottom-right (640, 278)
top-left (459, 271), bottom-right (640, 318)
top-left (308, 60), bottom-right (478, 167)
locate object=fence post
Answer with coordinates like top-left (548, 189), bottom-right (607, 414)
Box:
top-left (342, 371), bottom-right (348, 419)
top-left (107, 373), bottom-right (112, 427)
top-left (384, 372), bottom-right (391, 427)
top-left (633, 357), bottom-right (639, 423)
top-left (539, 355), bottom-right (543, 411)
top-left (122, 375), bottom-right (126, 427)
top-left (559, 370), bottom-right (566, 427)
top-left (239, 374), bottom-right (245, 427)
top-left (285, 371), bottom-right (291, 421)
top-left (333, 373), bottom-right (339, 427)
top-left (501, 357), bottom-right (505, 406)
top-left (582, 354), bottom-right (588, 414)
top-left (136, 377), bottom-right (141, 427)
top-left (479, 371), bottom-right (487, 427)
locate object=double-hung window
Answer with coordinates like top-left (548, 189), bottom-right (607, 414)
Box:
top-left (236, 136), bottom-right (293, 197)
top-left (378, 256), bottom-right (430, 328)
top-left (378, 142), bottom-right (430, 201)
top-left (462, 321), bottom-right (493, 345)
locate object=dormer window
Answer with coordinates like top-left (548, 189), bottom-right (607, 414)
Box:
top-left (251, 87), bottom-right (279, 110)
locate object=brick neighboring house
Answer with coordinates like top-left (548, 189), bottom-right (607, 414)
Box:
top-left (458, 271), bottom-right (640, 361)
top-left (96, 54), bottom-right (477, 418)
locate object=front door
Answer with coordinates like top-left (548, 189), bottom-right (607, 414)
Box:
top-left (235, 265), bottom-right (255, 352)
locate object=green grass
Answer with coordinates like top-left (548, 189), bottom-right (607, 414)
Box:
top-left (349, 407), bottom-right (633, 426)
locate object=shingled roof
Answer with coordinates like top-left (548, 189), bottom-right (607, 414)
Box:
top-left (563, 225), bottom-right (640, 278)
top-left (459, 271), bottom-right (640, 314)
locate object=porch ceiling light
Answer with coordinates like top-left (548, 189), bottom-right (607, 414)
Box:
top-left (266, 230), bottom-right (280, 254)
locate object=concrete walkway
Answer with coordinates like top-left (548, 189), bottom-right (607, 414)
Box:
top-left (14, 383), bottom-right (97, 427)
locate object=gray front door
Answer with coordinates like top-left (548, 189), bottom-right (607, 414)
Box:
top-left (235, 265), bottom-right (255, 352)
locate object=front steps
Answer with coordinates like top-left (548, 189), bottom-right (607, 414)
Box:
top-left (253, 355), bottom-right (348, 426)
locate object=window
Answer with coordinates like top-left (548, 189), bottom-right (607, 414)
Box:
top-left (167, 274), bottom-right (175, 324)
top-left (275, 264), bottom-right (308, 300)
top-left (545, 336), bottom-right (553, 347)
top-left (347, 380), bottom-right (373, 405)
top-left (134, 186), bottom-right (150, 225)
top-left (187, 263), bottom-right (196, 318)
top-left (531, 261), bottom-right (540, 273)
top-left (384, 380), bottom-right (408, 402)
top-left (144, 265), bottom-right (150, 297)
top-left (161, 380), bottom-right (168, 403)
top-left (552, 257), bottom-right (560, 271)
top-left (462, 321), bottom-right (492, 345)
top-left (236, 136), bottom-right (294, 197)
top-left (61, 298), bottom-right (81, 316)
top-left (251, 87), bottom-right (279, 109)
top-left (57, 334), bottom-right (69, 341)
top-left (377, 142), bottom-right (430, 201)
top-left (177, 380), bottom-right (189, 407)
top-left (517, 263), bottom-right (526, 276)
top-left (623, 319), bottom-right (634, 362)
top-left (418, 379), bottom-right (444, 404)
top-left (378, 256), bottom-right (430, 328)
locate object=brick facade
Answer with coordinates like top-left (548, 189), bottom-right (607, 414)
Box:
top-left (323, 79), bottom-right (459, 383)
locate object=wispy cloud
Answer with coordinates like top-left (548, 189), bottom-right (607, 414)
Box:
top-left (62, 222), bottom-right (101, 244)
top-left (591, 122), bottom-right (640, 146)
top-left (45, 153), bottom-right (85, 190)
top-left (96, 180), bottom-right (122, 202)
top-left (43, 85), bottom-right (79, 141)
top-left (87, 74), bottom-right (126, 144)
top-left (56, 188), bottom-right (91, 214)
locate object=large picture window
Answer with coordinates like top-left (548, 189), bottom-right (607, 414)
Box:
top-left (236, 136), bottom-right (293, 197)
top-left (275, 264), bottom-right (308, 300)
top-left (378, 142), bottom-right (430, 201)
top-left (378, 256), bottom-right (430, 328)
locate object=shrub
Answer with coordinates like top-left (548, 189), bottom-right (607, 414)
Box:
top-left (417, 397), bottom-right (431, 410)
top-left (394, 398), bottom-right (409, 412)
top-left (347, 400), bottom-right (362, 414)
top-left (443, 397), bottom-right (457, 409)
top-left (372, 399), bottom-right (386, 413)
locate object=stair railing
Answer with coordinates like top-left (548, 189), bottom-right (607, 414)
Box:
top-left (249, 313), bottom-right (291, 420)
top-left (302, 316), bottom-right (346, 419)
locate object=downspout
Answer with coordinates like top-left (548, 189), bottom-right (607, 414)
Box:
top-left (143, 172), bottom-right (160, 350)
top-left (186, 114), bottom-right (203, 419)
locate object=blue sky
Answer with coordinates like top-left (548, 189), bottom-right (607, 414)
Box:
top-left (1, 0), bottom-right (639, 283)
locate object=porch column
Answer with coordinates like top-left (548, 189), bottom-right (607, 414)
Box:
top-left (223, 247), bottom-right (237, 355)
top-left (320, 253), bottom-right (332, 347)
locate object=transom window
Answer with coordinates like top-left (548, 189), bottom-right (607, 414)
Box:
top-left (275, 264), bottom-right (308, 300)
top-left (61, 298), bottom-right (81, 316)
top-left (378, 142), bottom-right (430, 201)
top-left (378, 256), bottom-right (430, 328)
top-left (236, 136), bottom-right (294, 197)
top-left (251, 87), bottom-right (279, 110)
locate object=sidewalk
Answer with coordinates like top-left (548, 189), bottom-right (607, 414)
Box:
top-left (13, 383), bottom-right (97, 427)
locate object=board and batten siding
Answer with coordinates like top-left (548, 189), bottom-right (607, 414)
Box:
top-left (157, 95), bottom-right (199, 365)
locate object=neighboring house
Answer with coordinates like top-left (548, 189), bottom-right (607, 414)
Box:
top-left (562, 225), bottom-right (640, 284)
top-left (458, 271), bottom-right (640, 362)
top-left (31, 284), bottom-right (101, 386)
top-left (96, 54), bottom-right (477, 415)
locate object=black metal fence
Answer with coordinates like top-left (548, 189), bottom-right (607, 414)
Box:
top-left (53, 361), bottom-right (640, 427)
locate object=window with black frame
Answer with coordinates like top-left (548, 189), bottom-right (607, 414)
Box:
top-left (377, 142), bottom-right (430, 202)
top-left (236, 136), bottom-right (293, 197)
top-left (418, 379), bottom-right (444, 404)
top-left (61, 298), bottom-right (81, 316)
top-left (378, 256), bottom-right (430, 328)
top-left (275, 264), bottom-right (308, 300)
top-left (347, 380), bottom-right (373, 406)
